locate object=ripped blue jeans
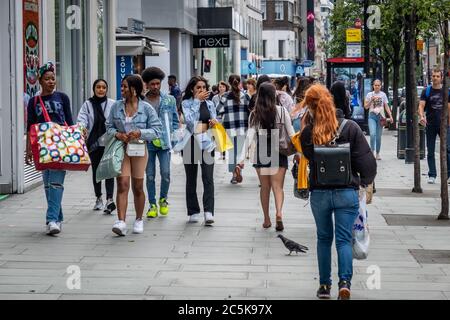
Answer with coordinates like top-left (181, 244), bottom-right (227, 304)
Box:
top-left (43, 170), bottom-right (66, 224)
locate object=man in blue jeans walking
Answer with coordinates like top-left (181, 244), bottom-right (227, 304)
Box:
top-left (142, 67), bottom-right (179, 218)
top-left (418, 69), bottom-right (450, 185)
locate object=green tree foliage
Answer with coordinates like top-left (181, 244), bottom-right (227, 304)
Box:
top-left (328, 0), bottom-right (361, 58)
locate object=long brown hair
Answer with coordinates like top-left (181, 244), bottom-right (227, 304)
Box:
top-left (228, 74), bottom-right (241, 104)
top-left (251, 83), bottom-right (277, 130)
top-left (302, 84), bottom-right (338, 145)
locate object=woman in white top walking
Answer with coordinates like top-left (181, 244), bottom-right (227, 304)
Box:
top-left (364, 79), bottom-right (393, 160)
top-left (77, 79), bottom-right (116, 214)
top-left (239, 83), bottom-right (295, 232)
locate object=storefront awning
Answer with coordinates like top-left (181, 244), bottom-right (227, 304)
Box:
top-left (116, 33), bottom-right (168, 56)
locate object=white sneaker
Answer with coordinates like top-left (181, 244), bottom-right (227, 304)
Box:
top-left (112, 220), bottom-right (127, 236)
top-left (204, 212), bottom-right (215, 226)
top-left (428, 177), bottom-right (436, 184)
top-left (93, 197), bottom-right (104, 211)
top-left (47, 222), bottom-right (61, 235)
top-left (189, 213), bottom-right (201, 224)
top-left (56, 222), bottom-right (62, 232)
top-left (133, 219), bottom-right (144, 234)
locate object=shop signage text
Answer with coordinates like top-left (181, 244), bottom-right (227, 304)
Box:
top-left (193, 35), bottom-right (230, 49)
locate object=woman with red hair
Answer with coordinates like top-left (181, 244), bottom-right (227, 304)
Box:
top-left (300, 84), bottom-right (376, 300)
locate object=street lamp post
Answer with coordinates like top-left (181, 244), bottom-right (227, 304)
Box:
top-left (363, 0), bottom-right (370, 77)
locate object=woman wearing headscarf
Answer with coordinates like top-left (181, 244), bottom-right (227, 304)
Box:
top-left (78, 79), bottom-right (116, 214)
top-left (26, 62), bottom-right (74, 236)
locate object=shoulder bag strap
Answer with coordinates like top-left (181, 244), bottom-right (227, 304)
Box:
top-left (37, 96), bottom-right (52, 123)
top-left (335, 119), bottom-right (348, 140)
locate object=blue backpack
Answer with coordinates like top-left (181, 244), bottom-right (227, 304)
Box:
top-left (425, 85), bottom-right (450, 100)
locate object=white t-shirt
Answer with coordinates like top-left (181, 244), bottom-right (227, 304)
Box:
top-left (365, 91), bottom-right (388, 115)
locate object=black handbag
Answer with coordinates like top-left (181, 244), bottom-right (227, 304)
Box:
top-left (313, 119), bottom-right (352, 187)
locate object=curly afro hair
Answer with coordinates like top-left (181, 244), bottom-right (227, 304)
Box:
top-left (141, 67), bottom-right (166, 83)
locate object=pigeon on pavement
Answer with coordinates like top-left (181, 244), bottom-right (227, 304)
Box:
top-left (277, 235), bottom-right (309, 255)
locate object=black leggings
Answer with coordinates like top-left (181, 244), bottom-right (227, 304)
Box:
top-left (90, 147), bottom-right (115, 199)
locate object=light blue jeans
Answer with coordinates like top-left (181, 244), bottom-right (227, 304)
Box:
top-left (43, 170), bottom-right (66, 224)
top-left (146, 148), bottom-right (171, 205)
top-left (310, 188), bottom-right (359, 286)
top-left (368, 112), bottom-right (383, 154)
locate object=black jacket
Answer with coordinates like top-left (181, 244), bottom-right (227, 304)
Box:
top-left (300, 110), bottom-right (377, 190)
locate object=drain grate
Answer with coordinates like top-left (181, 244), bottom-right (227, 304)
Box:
top-left (383, 215), bottom-right (450, 227)
top-left (409, 250), bottom-right (450, 264)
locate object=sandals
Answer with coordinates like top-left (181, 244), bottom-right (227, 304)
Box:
top-left (276, 219), bottom-right (284, 232)
top-left (234, 165), bottom-right (244, 184)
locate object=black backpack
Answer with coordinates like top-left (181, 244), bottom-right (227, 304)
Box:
top-left (313, 119), bottom-right (352, 187)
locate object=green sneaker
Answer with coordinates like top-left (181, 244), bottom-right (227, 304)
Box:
top-left (159, 198), bottom-right (169, 216)
top-left (147, 204), bottom-right (158, 219)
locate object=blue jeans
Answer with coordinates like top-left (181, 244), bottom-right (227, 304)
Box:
top-left (310, 189), bottom-right (359, 286)
top-left (426, 125), bottom-right (450, 178)
top-left (146, 148), bottom-right (171, 205)
top-left (368, 113), bottom-right (382, 154)
top-left (228, 135), bottom-right (246, 173)
top-left (43, 170), bottom-right (66, 224)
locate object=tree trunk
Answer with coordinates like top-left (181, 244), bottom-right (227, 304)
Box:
top-left (391, 61), bottom-right (401, 130)
top-left (390, 40), bottom-right (403, 131)
top-left (438, 19), bottom-right (449, 220)
top-left (383, 60), bottom-right (390, 95)
top-left (405, 11), bottom-right (422, 193)
top-left (412, 14), bottom-right (422, 194)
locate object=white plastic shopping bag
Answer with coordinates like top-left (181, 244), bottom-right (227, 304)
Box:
top-left (352, 189), bottom-right (370, 260)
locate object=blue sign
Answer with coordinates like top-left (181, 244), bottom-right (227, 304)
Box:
top-left (301, 60), bottom-right (314, 67)
top-left (296, 66), bottom-right (305, 75)
top-left (116, 56), bottom-right (133, 100)
top-left (261, 60), bottom-right (296, 76)
top-left (241, 60), bottom-right (249, 76)
top-left (248, 62), bottom-right (256, 74)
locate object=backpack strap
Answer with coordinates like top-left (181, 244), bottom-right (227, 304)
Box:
top-left (335, 119), bottom-right (348, 140)
top-left (425, 85), bottom-right (432, 100)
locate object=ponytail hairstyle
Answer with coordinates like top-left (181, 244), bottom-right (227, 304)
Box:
top-left (301, 84), bottom-right (338, 145)
top-left (228, 74), bottom-right (241, 104)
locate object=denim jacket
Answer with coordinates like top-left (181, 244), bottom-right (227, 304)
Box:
top-left (106, 99), bottom-right (162, 142)
top-left (182, 98), bottom-right (217, 151)
top-left (145, 92), bottom-right (179, 151)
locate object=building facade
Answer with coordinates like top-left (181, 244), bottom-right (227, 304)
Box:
top-left (116, 0), bottom-right (197, 93)
top-left (196, 0), bottom-right (261, 85)
top-left (0, 0), bottom-right (117, 194)
top-left (261, 0), bottom-right (301, 81)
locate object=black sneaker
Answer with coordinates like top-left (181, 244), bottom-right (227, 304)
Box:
top-left (104, 199), bottom-right (117, 215)
top-left (316, 285), bottom-right (331, 299)
top-left (338, 281), bottom-right (351, 300)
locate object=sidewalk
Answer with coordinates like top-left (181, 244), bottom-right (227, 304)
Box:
top-left (0, 130), bottom-right (449, 300)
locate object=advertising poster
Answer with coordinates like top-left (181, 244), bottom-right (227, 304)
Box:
top-left (23, 0), bottom-right (40, 98)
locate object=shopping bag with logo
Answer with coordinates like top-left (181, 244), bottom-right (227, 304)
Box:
top-left (352, 189), bottom-right (370, 260)
top-left (96, 136), bottom-right (125, 182)
top-left (211, 123), bottom-right (234, 153)
top-left (29, 96), bottom-right (91, 171)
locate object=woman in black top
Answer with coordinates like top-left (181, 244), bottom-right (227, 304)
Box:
top-left (181, 76), bottom-right (219, 226)
top-left (300, 84), bottom-right (376, 300)
top-left (26, 62), bottom-right (74, 236)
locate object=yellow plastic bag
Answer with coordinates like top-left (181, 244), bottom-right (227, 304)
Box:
top-left (291, 131), bottom-right (309, 190)
top-left (211, 123), bottom-right (234, 153)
